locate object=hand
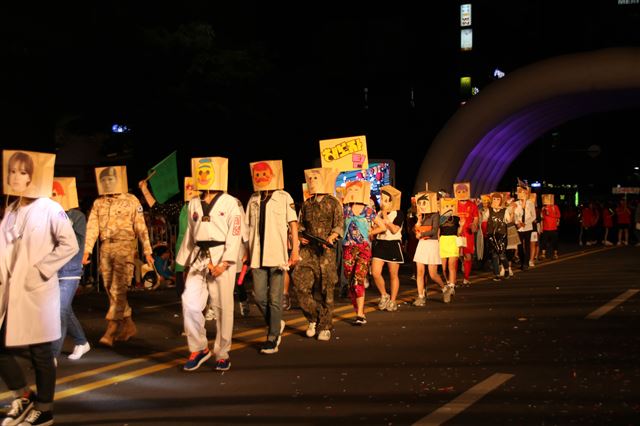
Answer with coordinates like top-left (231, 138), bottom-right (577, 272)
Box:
top-left (138, 180), bottom-right (148, 190)
top-left (82, 252), bottom-right (91, 265)
top-left (145, 254), bottom-right (154, 265)
top-left (299, 235), bottom-right (309, 245)
top-left (325, 233), bottom-right (338, 248)
top-left (288, 251), bottom-right (300, 266)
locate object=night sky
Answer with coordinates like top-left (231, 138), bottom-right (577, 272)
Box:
top-left (2, 1), bottom-right (639, 205)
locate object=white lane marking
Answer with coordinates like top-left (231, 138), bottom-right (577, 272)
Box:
top-left (413, 373), bottom-right (514, 426)
top-left (585, 289), bottom-right (639, 320)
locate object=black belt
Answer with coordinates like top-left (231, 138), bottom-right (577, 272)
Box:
top-left (196, 241), bottom-right (225, 249)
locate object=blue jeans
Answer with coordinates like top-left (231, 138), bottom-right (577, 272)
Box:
top-left (251, 267), bottom-right (284, 341)
top-left (52, 278), bottom-right (88, 358)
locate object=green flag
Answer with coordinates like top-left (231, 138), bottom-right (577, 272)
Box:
top-left (148, 151), bottom-right (179, 204)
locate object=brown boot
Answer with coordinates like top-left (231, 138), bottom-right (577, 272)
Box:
top-left (115, 317), bottom-right (137, 342)
top-left (99, 320), bottom-right (121, 347)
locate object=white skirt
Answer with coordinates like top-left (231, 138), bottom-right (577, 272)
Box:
top-left (413, 239), bottom-right (442, 265)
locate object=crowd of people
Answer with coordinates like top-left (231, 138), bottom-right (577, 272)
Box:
top-left (2, 148), bottom-right (640, 426)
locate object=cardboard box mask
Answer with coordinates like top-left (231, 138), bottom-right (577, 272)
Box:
top-left (415, 191), bottom-right (438, 214)
top-left (542, 194), bottom-right (554, 205)
top-left (3, 150), bottom-right (55, 199)
top-left (95, 166), bottom-right (128, 195)
top-left (191, 157), bottom-right (228, 191)
top-left (453, 181), bottom-right (471, 201)
top-left (380, 185), bottom-right (401, 211)
top-left (304, 167), bottom-right (340, 195)
top-left (250, 160), bottom-right (284, 192)
top-left (51, 177), bottom-right (79, 210)
top-left (319, 135), bottom-right (368, 171)
top-left (343, 180), bottom-right (371, 205)
top-left (439, 197), bottom-right (458, 216)
top-left (516, 185), bottom-right (530, 201)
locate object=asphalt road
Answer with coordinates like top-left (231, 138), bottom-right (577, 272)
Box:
top-left (2, 243), bottom-right (639, 425)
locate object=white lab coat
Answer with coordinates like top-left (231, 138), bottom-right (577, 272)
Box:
top-left (0, 198), bottom-right (78, 346)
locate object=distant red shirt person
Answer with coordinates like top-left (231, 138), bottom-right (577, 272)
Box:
top-left (454, 182), bottom-right (478, 285)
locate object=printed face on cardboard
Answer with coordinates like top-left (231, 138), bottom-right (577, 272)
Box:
top-left (415, 191), bottom-right (438, 214)
top-left (516, 186), bottom-right (529, 201)
top-left (542, 194), bottom-right (554, 205)
top-left (51, 177), bottom-right (79, 210)
top-left (490, 193), bottom-right (503, 209)
top-left (380, 185), bottom-right (401, 212)
top-left (3, 150), bottom-right (55, 198)
top-left (343, 180), bottom-right (370, 205)
top-left (191, 157), bottom-right (228, 191)
top-left (453, 182), bottom-right (471, 201)
top-left (439, 197), bottom-right (458, 216)
top-left (184, 177), bottom-right (200, 202)
top-left (250, 160), bottom-right (284, 191)
top-left (304, 167), bottom-right (339, 195)
top-left (95, 166), bottom-right (128, 195)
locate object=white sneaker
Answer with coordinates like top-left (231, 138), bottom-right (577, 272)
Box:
top-left (499, 265), bottom-right (505, 277)
top-left (306, 321), bottom-right (317, 338)
top-left (205, 307), bottom-right (216, 321)
top-left (508, 267), bottom-right (514, 277)
top-left (378, 294), bottom-right (390, 310)
top-left (68, 342), bottom-right (91, 360)
top-left (317, 329), bottom-right (331, 341)
top-left (529, 260), bottom-right (535, 267)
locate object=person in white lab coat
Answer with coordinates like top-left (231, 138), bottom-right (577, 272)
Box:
top-left (0, 150), bottom-right (78, 426)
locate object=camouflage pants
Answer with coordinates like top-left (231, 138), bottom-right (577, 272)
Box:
top-left (100, 240), bottom-right (136, 320)
top-left (292, 245), bottom-right (338, 331)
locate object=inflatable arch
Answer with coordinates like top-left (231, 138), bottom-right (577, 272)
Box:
top-left (414, 48), bottom-right (640, 196)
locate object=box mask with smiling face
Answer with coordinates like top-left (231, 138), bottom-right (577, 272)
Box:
top-left (95, 166), bottom-right (128, 195)
top-left (439, 197), bottom-right (458, 216)
top-left (380, 185), bottom-right (401, 212)
top-left (3, 150), bottom-right (55, 199)
top-left (184, 177), bottom-right (200, 202)
top-left (250, 160), bottom-right (284, 192)
top-left (480, 194), bottom-right (491, 207)
top-left (415, 191), bottom-right (438, 214)
top-left (343, 180), bottom-right (371, 205)
top-left (191, 157), bottom-right (228, 192)
top-left (304, 167), bottom-right (340, 195)
top-left (542, 194), bottom-right (554, 205)
top-left (453, 182), bottom-right (471, 201)
top-left (51, 177), bottom-right (79, 210)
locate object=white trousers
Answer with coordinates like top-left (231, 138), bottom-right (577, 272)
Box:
top-left (182, 265), bottom-right (236, 359)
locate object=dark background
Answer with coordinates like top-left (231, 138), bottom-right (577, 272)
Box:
top-left (2, 1), bottom-right (639, 205)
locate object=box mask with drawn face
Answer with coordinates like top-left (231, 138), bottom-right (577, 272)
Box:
top-left (184, 177), bottom-right (199, 202)
top-left (380, 185), bottom-right (401, 212)
top-left (439, 197), bottom-right (458, 216)
top-left (95, 166), bottom-right (128, 195)
top-left (343, 180), bottom-right (371, 205)
top-left (192, 157), bottom-right (228, 192)
top-left (304, 167), bottom-right (340, 195)
top-left (51, 177), bottom-right (79, 210)
top-left (3, 150), bottom-right (56, 199)
top-left (480, 194), bottom-right (491, 208)
top-left (250, 160), bottom-right (284, 192)
top-left (453, 182), bottom-right (471, 201)
top-left (415, 191), bottom-right (438, 214)
top-left (516, 185), bottom-right (530, 201)
top-left (542, 194), bottom-right (554, 205)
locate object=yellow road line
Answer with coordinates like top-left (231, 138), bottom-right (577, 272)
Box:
top-left (1, 246), bottom-right (612, 401)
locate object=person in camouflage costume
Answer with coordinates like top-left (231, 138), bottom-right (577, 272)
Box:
top-left (292, 168), bottom-right (343, 341)
top-left (83, 167), bottom-right (153, 347)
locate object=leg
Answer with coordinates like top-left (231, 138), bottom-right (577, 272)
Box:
top-left (28, 342), bottom-right (56, 412)
top-left (387, 262), bottom-right (400, 302)
top-left (415, 262), bottom-right (426, 297)
top-left (182, 269), bottom-right (211, 353)
top-left (371, 258), bottom-right (387, 298)
top-left (266, 268), bottom-right (284, 340)
top-left (427, 264), bottom-right (445, 289)
top-left (210, 265), bottom-right (237, 360)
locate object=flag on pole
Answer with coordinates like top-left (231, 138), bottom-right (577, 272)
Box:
top-left (148, 151), bottom-right (179, 204)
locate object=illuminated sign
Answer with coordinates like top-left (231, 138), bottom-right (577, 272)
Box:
top-left (460, 4), bottom-right (472, 27)
top-left (461, 29), bottom-right (473, 51)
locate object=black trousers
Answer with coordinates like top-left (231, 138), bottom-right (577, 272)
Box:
top-left (0, 322), bottom-right (56, 408)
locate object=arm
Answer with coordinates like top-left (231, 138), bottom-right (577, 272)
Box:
top-left (39, 203), bottom-right (79, 279)
top-left (326, 197), bottom-right (344, 246)
top-left (139, 180), bottom-right (156, 208)
top-left (132, 198), bottom-right (154, 264)
top-left (82, 200), bottom-right (100, 264)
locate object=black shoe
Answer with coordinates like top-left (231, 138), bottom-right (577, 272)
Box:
top-left (18, 409), bottom-right (53, 426)
top-left (3, 393), bottom-right (35, 425)
top-left (353, 316), bottom-right (367, 326)
top-left (260, 340), bottom-right (279, 355)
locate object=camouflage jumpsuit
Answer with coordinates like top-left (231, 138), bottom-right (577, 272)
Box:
top-left (292, 194), bottom-right (343, 331)
top-left (85, 194), bottom-right (152, 320)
